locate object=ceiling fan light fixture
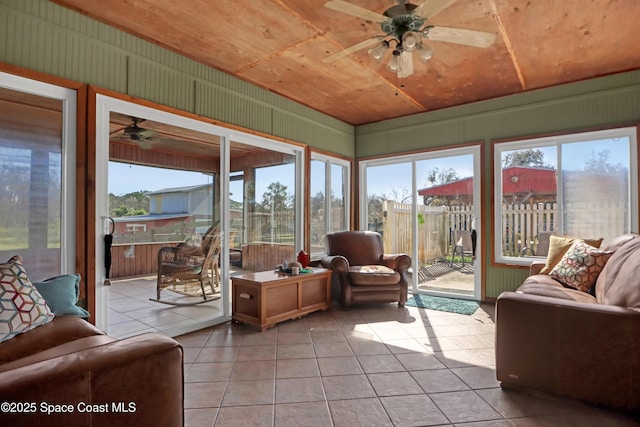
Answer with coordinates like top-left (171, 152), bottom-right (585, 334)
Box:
top-left (417, 44), bottom-right (435, 63)
top-left (386, 54), bottom-right (399, 72)
top-left (401, 31), bottom-right (421, 52)
top-left (367, 40), bottom-right (389, 61)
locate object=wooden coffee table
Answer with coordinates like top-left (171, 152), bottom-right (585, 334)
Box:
top-left (231, 267), bottom-right (331, 331)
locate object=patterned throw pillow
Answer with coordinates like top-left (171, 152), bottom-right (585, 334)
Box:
top-left (548, 240), bottom-right (613, 292)
top-left (0, 256), bottom-right (55, 343)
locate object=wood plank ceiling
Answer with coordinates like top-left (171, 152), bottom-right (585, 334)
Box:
top-left (53, 0), bottom-right (640, 126)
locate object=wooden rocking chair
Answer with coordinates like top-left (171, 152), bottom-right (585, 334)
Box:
top-left (152, 226), bottom-right (221, 305)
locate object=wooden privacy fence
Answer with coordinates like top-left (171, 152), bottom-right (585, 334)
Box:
top-left (384, 200), bottom-right (628, 262)
top-left (382, 201), bottom-right (473, 264)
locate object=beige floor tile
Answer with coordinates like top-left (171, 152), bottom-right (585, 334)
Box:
top-left (240, 330), bottom-right (278, 346)
top-left (275, 377), bottom-right (325, 403)
top-left (214, 404), bottom-right (273, 427)
top-left (410, 369), bottom-right (470, 393)
top-left (380, 394), bottom-right (449, 426)
top-left (395, 352), bottom-right (445, 371)
top-left (186, 362), bottom-right (235, 382)
top-left (221, 379), bottom-right (274, 407)
top-left (276, 358), bottom-right (320, 379)
top-left (322, 374), bottom-right (376, 400)
top-left (205, 333), bottom-right (244, 347)
top-left (229, 360), bottom-right (275, 380)
top-left (277, 331), bottom-right (312, 344)
top-left (196, 347), bottom-right (239, 363)
top-left (347, 339), bottom-right (391, 356)
top-left (430, 390), bottom-right (502, 423)
top-left (384, 338), bottom-right (429, 354)
top-left (329, 398), bottom-right (393, 427)
top-left (310, 329), bottom-right (347, 343)
top-left (276, 343), bottom-right (316, 359)
top-left (367, 371), bottom-right (424, 396)
top-left (474, 387), bottom-right (580, 419)
top-left (357, 354), bottom-right (405, 373)
top-left (313, 341), bottom-right (353, 357)
top-left (185, 381), bottom-right (227, 409)
top-left (235, 344), bottom-right (276, 361)
top-left (184, 407), bottom-right (218, 427)
top-left (274, 402), bottom-right (332, 427)
top-left (317, 356), bottom-right (363, 376)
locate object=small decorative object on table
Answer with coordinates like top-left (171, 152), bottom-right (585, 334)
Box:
top-left (297, 250), bottom-right (309, 268)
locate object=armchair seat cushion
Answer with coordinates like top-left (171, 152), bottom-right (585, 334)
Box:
top-left (349, 265), bottom-right (400, 285)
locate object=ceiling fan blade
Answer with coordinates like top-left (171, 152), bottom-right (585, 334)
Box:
top-left (323, 37), bottom-right (381, 63)
top-left (414, 0), bottom-right (457, 19)
top-left (397, 51), bottom-right (414, 78)
top-left (325, 1), bottom-right (387, 22)
top-left (135, 139), bottom-right (152, 150)
top-left (425, 26), bottom-right (496, 48)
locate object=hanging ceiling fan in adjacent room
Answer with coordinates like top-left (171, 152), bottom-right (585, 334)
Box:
top-left (110, 117), bottom-right (156, 149)
top-left (323, 0), bottom-right (497, 78)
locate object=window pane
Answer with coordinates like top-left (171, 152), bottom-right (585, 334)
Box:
top-left (330, 163), bottom-right (346, 232)
top-left (561, 137), bottom-right (630, 239)
top-left (0, 87), bottom-right (64, 279)
top-left (310, 159), bottom-right (326, 254)
top-left (499, 146), bottom-right (557, 257)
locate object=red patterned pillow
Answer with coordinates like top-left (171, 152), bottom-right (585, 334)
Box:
top-left (0, 256), bottom-right (55, 343)
top-left (548, 240), bottom-right (613, 292)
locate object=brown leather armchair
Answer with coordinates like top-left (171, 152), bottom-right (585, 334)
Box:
top-left (320, 231), bottom-right (411, 307)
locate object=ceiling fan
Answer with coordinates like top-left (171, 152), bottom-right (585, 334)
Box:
top-left (323, 0), bottom-right (497, 78)
top-left (110, 117), bottom-right (156, 149)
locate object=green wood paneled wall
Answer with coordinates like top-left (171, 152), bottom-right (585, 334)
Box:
top-left (0, 0), bottom-right (355, 157)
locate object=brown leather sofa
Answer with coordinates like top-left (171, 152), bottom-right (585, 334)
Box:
top-left (0, 316), bottom-right (184, 426)
top-left (496, 233), bottom-right (640, 415)
top-left (320, 230), bottom-right (411, 307)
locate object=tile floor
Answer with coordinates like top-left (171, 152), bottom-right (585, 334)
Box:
top-left (175, 302), bottom-right (640, 427)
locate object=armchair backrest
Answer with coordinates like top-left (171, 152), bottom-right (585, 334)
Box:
top-left (326, 231), bottom-right (384, 266)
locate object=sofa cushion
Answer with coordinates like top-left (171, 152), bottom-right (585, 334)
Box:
top-left (517, 275), bottom-right (598, 304)
top-left (595, 234), bottom-right (640, 308)
top-left (0, 316), bottom-right (104, 365)
top-left (34, 274), bottom-right (90, 318)
top-left (349, 265), bottom-right (400, 285)
top-left (548, 240), bottom-right (613, 292)
top-left (0, 335), bottom-right (117, 373)
top-left (539, 235), bottom-right (603, 274)
top-left (0, 256), bottom-right (54, 344)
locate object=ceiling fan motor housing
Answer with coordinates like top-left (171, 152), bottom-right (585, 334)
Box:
top-left (381, 3), bottom-right (425, 53)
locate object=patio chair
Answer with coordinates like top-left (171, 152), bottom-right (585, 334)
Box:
top-left (449, 229), bottom-right (474, 267)
top-left (153, 225), bottom-right (221, 305)
top-left (320, 230), bottom-right (411, 307)
top-left (521, 231), bottom-right (552, 257)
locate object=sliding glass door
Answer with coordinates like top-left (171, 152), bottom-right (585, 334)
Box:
top-left (360, 146), bottom-right (481, 300)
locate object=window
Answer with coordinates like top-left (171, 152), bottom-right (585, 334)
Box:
top-left (493, 126), bottom-right (638, 265)
top-left (0, 72), bottom-right (76, 280)
top-left (310, 153), bottom-right (350, 257)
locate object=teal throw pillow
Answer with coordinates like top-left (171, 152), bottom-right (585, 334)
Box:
top-left (34, 274), bottom-right (90, 318)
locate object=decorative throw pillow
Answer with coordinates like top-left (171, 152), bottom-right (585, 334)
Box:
top-left (34, 274), bottom-right (90, 318)
top-left (539, 235), bottom-right (604, 274)
top-left (548, 240), bottom-right (613, 292)
top-left (0, 256), bottom-right (55, 343)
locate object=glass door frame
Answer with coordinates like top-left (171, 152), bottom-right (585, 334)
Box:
top-left (359, 145), bottom-right (482, 300)
top-left (94, 93), bottom-right (305, 334)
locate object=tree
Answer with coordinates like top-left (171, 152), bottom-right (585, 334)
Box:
top-left (261, 182), bottom-right (292, 212)
top-left (109, 191), bottom-right (150, 217)
top-left (583, 149), bottom-right (626, 173)
top-left (426, 167), bottom-right (459, 187)
top-left (502, 149), bottom-right (549, 168)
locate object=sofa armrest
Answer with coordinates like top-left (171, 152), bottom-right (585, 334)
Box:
top-left (320, 255), bottom-right (349, 273)
top-left (529, 261), bottom-right (546, 276)
top-left (382, 254), bottom-right (411, 272)
top-left (0, 333), bottom-right (183, 426)
top-left (496, 291), bottom-right (640, 411)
